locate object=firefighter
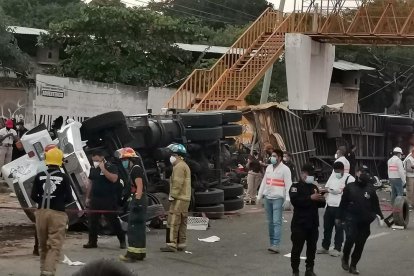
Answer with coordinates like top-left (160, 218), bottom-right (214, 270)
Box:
top-left (387, 147), bottom-right (406, 205)
top-left (160, 143), bottom-right (191, 252)
top-left (118, 147), bottom-right (148, 262)
top-left (337, 167), bottom-right (385, 275)
top-left (289, 163), bottom-right (326, 276)
top-left (257, 149), bottom-right (292, 253)
top-left (83, 149), bottom-right (126, 249)
top-left (30, 147), bottom-right (73, 276)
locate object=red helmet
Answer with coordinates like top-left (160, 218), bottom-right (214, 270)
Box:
top-left (5, 119), bottom-right (13, 128)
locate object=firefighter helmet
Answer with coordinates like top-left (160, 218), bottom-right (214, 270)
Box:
top-left (45, 147), bottom-right (64, 167)
top-left (116, 147), bottom-right (138, 159)
top-left (5, 119), bottom-right (13, 128)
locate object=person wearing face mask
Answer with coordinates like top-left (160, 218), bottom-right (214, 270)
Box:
top-left (161, 143), bottom-right (191, 252)
top-left (317, 162), bottom-right (355, 257)
top-left (83, 149), bottom-right (126, 250)
top-left (334, 148), bottom-right (350, 174)
top-left (337, 167), bottom-right (384, 275)
top-left (118, 147), bottom-right (148, 262)
top-left (0, 119), bottom-right (18, 180)
top-left (257, 149), bottom-right (292, 253)
top-left (289, 163), bottom-right (326, 276)
top-left (387, 147), bottom-right (406, 205)
top-left (283, 151), bottom-right (297, 182)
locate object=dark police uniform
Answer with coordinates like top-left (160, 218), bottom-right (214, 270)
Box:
top-left (337, 177), bottom-right (384, 272)
top-left (86, 162), bottom-right (125, 247)
top-left (289, 181), bottom-right (325, 274)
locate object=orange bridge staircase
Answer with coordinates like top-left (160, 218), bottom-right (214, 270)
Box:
top-left (165, 1), bottom-right (414, 112)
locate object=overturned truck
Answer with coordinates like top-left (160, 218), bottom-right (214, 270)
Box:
top-left (2, 110), bottom-right (245, 226)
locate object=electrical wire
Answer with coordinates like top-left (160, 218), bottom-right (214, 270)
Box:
top-left (203, 0), bottom-right (257, 20)
top-left (358, 65), bottom-right (414, 102)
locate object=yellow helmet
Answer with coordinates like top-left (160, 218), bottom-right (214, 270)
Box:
top-left (45, 147), bottom-right (64, 166)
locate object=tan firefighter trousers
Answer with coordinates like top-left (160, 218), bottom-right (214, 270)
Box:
top-left (167, 199), bottom-right (190, 248)
top-left (35, 209), bottom-right (68, 274)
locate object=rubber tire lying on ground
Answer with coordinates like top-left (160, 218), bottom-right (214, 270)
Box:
top-left (222, 124), bottom-right (243, 137)
top-left (180, 113), bottom-right (223, 128)
top-left (223, 198), bottom-right (244, 212)
top-left (219, 110), bottom-right (243, 124)
top-left (393, 196), bottom-right (410, 228)
top-left (195, 204), bottom-right (224, 219)
top-left (185, 127), bottom-right (223, 142)
top-left (194, 188), bottom-right (225, 206)
top-left (217, 183), bottom-right (244, 199)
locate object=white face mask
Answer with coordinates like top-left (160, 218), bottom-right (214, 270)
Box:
top-left (170, 156), bottom-right (177, 165)
top-left (305, 176), bottom-right (314, 184)
top-left (283, 157), bottom-right (288, 162)
top-left (335, 172), bottom-right (343, 179)
top-left (93, 161), bottom-right (100, 168)
top-left (334, 154), bottom-right (338, 159)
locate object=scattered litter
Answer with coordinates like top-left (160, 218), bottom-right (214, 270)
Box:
top-left (9, 193), bottom-right (16, 198)
top-left (185, 251), bottom-right (193, 254)
top-left (284, 253), bottom-right (306, 260)
top-left (198, 236), bottom-right (220, 243)
top-left (242, 233), bottom-right (247, 235)
top-left (234, 254), bottom-right (237, 257)
top-left (392, 225), bottom-right (405, 230)
top-left (62, 255), bottom-right (85, 266)
top-left (188, 216), bottom-right (209, 231)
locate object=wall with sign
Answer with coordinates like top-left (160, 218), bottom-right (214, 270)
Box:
top-left (0, 87), bottom-right (27, 125)
top-left (29, 75), bottom-right (175, 129)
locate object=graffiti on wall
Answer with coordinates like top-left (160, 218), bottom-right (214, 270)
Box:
top-left (0, 88), bottom-right (26, 124)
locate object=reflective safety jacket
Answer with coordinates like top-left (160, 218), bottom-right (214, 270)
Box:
top-left (388, 155), bottom-right (405, 183)
top-left (258, 163), bottom-right (292, 201)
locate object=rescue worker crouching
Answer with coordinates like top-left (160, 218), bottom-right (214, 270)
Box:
top-left (289, 163), bottom-right (326, 276)
top-left (83, 149), bottom-right (126, 249)
top-left (30, 147), bottom-right (73, 276)
top-left (118, 147), bottom-right (148, 262)
top-left (160, 143), bottom-right (191, 253)
top-left (337, 167), bottom-right (385, 275)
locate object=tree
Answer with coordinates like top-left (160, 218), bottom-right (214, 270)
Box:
top-left (41, 5), bottom-right (202, 87)
top-left (148, 0), bottom-right (271, 29)
top-left (0, 9), bottom-right (30, 75)
top-left (0, 0), bottom-right (85, 29)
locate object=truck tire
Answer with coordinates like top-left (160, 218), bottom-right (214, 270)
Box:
top-left (217, 183), bottom-right (244, 199)
top-left (220, 110), bottom-right (242, 124)
top-left (393, 196), bottom-right (409, 228)
top-left (81, 111), bottom-right (126, 134)
top-left (223, 198), bottom-right (244, 211)
top-left (186, 127), bottom-right (223, 142)
top-left (222, 124), bottom-right (243, 137)
top-left (386, 124), bottom-right (414, 133)
top-left (194, 188), bottom-right (224, 206)
top-left (180, 113), bottom-right (223, 128)
top-left (195, 204), bottom-right (224, 219)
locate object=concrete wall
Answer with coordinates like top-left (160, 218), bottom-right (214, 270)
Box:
top-left (285, 33), bottom-right (335, 110)
top-left (147, 87), bottom-right (175, 114)
top-left (0, 87), bottom-right (27, 124)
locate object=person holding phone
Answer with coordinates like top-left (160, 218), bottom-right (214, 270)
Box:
top-left (317, 162), bottom-right (355, 257)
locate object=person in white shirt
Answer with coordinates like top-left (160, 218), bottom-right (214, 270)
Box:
top-left (388, 147), bottom-right (406, 205)
top-left (317, 162), bottom-right (355, 257)
top-left (403, 149), bottom-right (414, 209)
top-left (257, 149), bottom-right (292, 253)
top-left (0, 119), bottom-right (18, 179)
top-left (335, 149), bottom-right (350, 174)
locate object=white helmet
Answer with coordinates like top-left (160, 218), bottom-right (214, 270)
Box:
top-left (393, 147), bottom-right (403, 154)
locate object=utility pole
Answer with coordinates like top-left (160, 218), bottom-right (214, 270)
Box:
top-left (259, 0), bottom-right (285, 104)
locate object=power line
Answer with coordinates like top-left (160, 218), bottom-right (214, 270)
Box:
top-left (125, 0), bottom-right (243, 25)
top-left (203, 0), bottom-right (257, 20)
top-left (359, 65), bottom-right (414, 102)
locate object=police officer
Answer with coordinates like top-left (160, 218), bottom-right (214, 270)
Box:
top-left (30, 147), bottom-right (73, 276)
top-left (289, 163), bottom-right (326, 276)
top-left (337, 166), bottom-right (385, 275)
top-left (83, 149), bottom-right (126, 249)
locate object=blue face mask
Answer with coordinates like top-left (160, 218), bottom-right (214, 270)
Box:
top-left (270, 157), bottom-right (278, 165)
top-left (122, 160), bottom-right (129, 169)
top-left (305, 176), bottom-right (315, 184)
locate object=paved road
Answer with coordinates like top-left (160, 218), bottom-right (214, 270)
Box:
top-left (0, 203), bottom-right (412, 276)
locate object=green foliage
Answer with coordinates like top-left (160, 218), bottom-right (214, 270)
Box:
top-left (148, 0), bottom-right (271, 29)
top-left (0, 10), bottom-right (30, 75)
top-left (0, 0), bottom-right (85, 29)
top-left (41, 5), bottom-right (202, 87)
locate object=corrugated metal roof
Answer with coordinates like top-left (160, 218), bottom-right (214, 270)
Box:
top-left (8, 26), bottom-right (48, 36)
top-left (333, 60), bottom-right (375, 71)
top-left (175, 43), bottom-right (230, 54)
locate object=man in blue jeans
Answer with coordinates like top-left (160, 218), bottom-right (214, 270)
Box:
top-left (257, 149), bottom-right (292, 253)
top-left (387, 147), bottom-right (406, 205)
